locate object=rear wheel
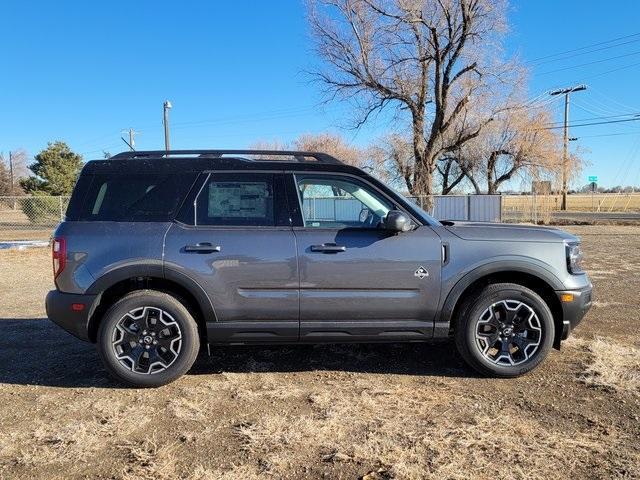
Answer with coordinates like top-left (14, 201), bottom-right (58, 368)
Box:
top-left (454, 283), bottom-right (554, 377)
top-left (97, 290), bottom-right (200, 387)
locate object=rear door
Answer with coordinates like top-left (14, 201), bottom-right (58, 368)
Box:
top-left (164, 171), bottom-right (299, 343)
top-left (288, 172), bottom-right (442, 342)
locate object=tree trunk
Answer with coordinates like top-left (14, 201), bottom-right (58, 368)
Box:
top-left (411, 113), bottom-right (434, 211)
top-left (412, 159), bottom-right (433, 210)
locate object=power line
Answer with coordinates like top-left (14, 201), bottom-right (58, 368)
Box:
top-left (572, 99), bottom-right (623, 117)
top-left (576, 130), bottom-right (640, 139)
top-left (528, 32), bottom-right (640, 63)
top-left (590, 88), bottom-right (640, 113)
top-left (570, 99), bottom-right (640, 130)
top-left (541, 116), bottom-right (640, 130)
top-left (569, 60), bottom-right (640, 82)
top-left (530, 38), bottom-right (640, 66)
top-left (571, 103), bottom-right (640, 131)
top-left (545, 111), bottom-right (640, 126)
top-left (538, 49), bottom-right (640, 75)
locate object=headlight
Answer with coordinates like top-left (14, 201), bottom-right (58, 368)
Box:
top-left (566, 242), bottom-right (584, 274)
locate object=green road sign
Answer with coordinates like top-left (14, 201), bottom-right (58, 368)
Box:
top-left (588, 175), bottom-right (598, 182)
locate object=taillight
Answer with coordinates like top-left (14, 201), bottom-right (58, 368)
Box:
top-left (52, 237), bottom-right (66, 279)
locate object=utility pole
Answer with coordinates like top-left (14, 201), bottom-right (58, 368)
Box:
top-left (163, 100), bottom-right (172, 152)
top-left (8, 151), bottom-right (14, 196)
top-left (128, 128), bottom-right (136, 150)
top-left (549, 84), bottom-right (587, 210)
top-left (121, 128), bottom-right (138, 151)
top-left (8, 151), bottom-right (17, 209)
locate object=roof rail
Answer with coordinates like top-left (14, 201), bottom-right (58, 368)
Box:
top-left (109, 149), bottom-right (343, 164)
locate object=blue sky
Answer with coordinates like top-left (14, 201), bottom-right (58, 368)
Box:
top-left (1, 0), bottom-right (640, 188)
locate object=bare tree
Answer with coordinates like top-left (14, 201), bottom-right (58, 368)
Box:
top-left (250, 133), bottom-right (369, 167)
top-left (456, 107), bottom-right (564, 194)
top-left (373, 130), bottom-right (475, 195)
top-left (0, 149), bottom-right (28, 196)
top-left (436, 154), bottom-right (468, 194)
top-left (248, 139), bottom-right (290, 152)
top-left (308, 0), bottom-right (510, 206)
top-left (370, 133), bottom-right (415, 192)
top-left (0, 156), bottom-right (11, 196)
top-left (293, 132), bottom-right (365, 167)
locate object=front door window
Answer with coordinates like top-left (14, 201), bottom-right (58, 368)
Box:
top-left (296, 175), bottom-right (393, 229)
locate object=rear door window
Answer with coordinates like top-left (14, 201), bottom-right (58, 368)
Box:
top-left (195, 173), bottom-right (280, 226)
top-left (79, 173), bottom-right (197, 221)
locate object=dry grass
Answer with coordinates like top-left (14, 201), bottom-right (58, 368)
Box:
top-left (0, 247), bottom-right (51, 318)
top-left (503, 193), bottom-right (640, 213)
top-left (233, 380), bottom-right (632, 480)
top-left (0, 229), bottom-right (53, 241)
top-left (119, 438), bottom-right (179, 480)
top-left (579, 337), bottom-right (640, 395)
top-left (0, 396), bottom-right (155, 471)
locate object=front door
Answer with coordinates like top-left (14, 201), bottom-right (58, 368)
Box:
top-left (164, 172), bottom-right (299, 343)
top-left (289, 173), bottom-right (442, 342)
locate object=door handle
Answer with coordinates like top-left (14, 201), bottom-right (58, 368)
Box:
top-left (310, 244), bottom-right (347, 253)
top-left (184, 243), bottom-right (221, 253)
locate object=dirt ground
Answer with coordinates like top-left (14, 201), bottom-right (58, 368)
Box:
top-left (0, 225), bottom-right (639, 480)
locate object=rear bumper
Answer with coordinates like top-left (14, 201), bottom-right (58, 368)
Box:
top-left (45, 290), bottom-right (98, 342)
top-left (556, 283), bottom-right (593, 341)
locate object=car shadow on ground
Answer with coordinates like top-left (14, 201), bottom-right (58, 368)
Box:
top-left (0, 318), bottom-right (477, 389)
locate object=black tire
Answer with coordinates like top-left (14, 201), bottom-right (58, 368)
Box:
top-left (97, 290), bottom-right (200, 387)
top-left (454, 283), bottom-right (554, 377)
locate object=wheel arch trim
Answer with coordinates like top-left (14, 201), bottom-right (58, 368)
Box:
top-left (437, 259), bottom-right (564, 336)
top-left (84, 263), bottom-right (217, 342)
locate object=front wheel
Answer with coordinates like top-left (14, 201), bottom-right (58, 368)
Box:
top-left (97, 290), bottom-right (200, 387)
top-left (454, 283), bottom-right (554, 377)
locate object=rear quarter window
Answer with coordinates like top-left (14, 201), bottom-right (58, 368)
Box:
top-left (77, 173), bottom-right (197, 222)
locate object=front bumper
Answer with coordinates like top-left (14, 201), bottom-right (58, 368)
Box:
top-left (556, 283), bottom-right (593, 341)
top-left (46, 290), bottom-right (98, 342)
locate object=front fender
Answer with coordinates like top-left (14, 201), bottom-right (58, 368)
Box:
top-left (435, 258), bottom-right (564, 337)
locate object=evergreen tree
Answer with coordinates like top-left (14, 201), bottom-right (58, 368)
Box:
top-left (21, 141), bottom-right (83, 195)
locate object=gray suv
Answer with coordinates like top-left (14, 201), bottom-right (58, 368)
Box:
top-left (46, 150), bottom-right (592, 387)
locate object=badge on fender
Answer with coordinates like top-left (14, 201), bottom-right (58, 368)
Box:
top-left (414, 266), bottom-right (429, 279)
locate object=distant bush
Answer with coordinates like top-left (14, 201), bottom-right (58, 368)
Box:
top-left (20, 194), bottom-right (62, 225)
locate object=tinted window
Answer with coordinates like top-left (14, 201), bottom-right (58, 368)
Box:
top-left (296, 175), bottom-right (393, 229)
top-left (196, 173), bottom-right (276, 226)
top-left (80, 173), bottom-right (196, 222)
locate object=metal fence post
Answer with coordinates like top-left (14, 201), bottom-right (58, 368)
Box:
top-left (59, 196), bottom-right (64, 222)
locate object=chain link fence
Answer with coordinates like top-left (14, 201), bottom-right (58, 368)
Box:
top-left (0, 196), bottom-right (70, 241)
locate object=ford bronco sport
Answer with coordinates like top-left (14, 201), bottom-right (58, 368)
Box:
top-left (46, 150), bottom-right (592, 387)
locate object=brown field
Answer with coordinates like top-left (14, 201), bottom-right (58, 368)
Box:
top-left (503, 193), bottom-right (640, 213)
top-left (0, 226), bottom-right (639, 479)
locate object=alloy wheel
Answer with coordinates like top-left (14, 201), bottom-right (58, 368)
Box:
top-left (474, 299), bottom-right (542, 366)
top-left (111, 306), bottom-right (182, 374)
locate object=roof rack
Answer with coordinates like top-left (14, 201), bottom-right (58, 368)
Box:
top-left (109, 149), bottom-right (343, 164)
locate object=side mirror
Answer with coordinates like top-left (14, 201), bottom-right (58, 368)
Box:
top-left (384, 210), bottom-right (412, 232)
